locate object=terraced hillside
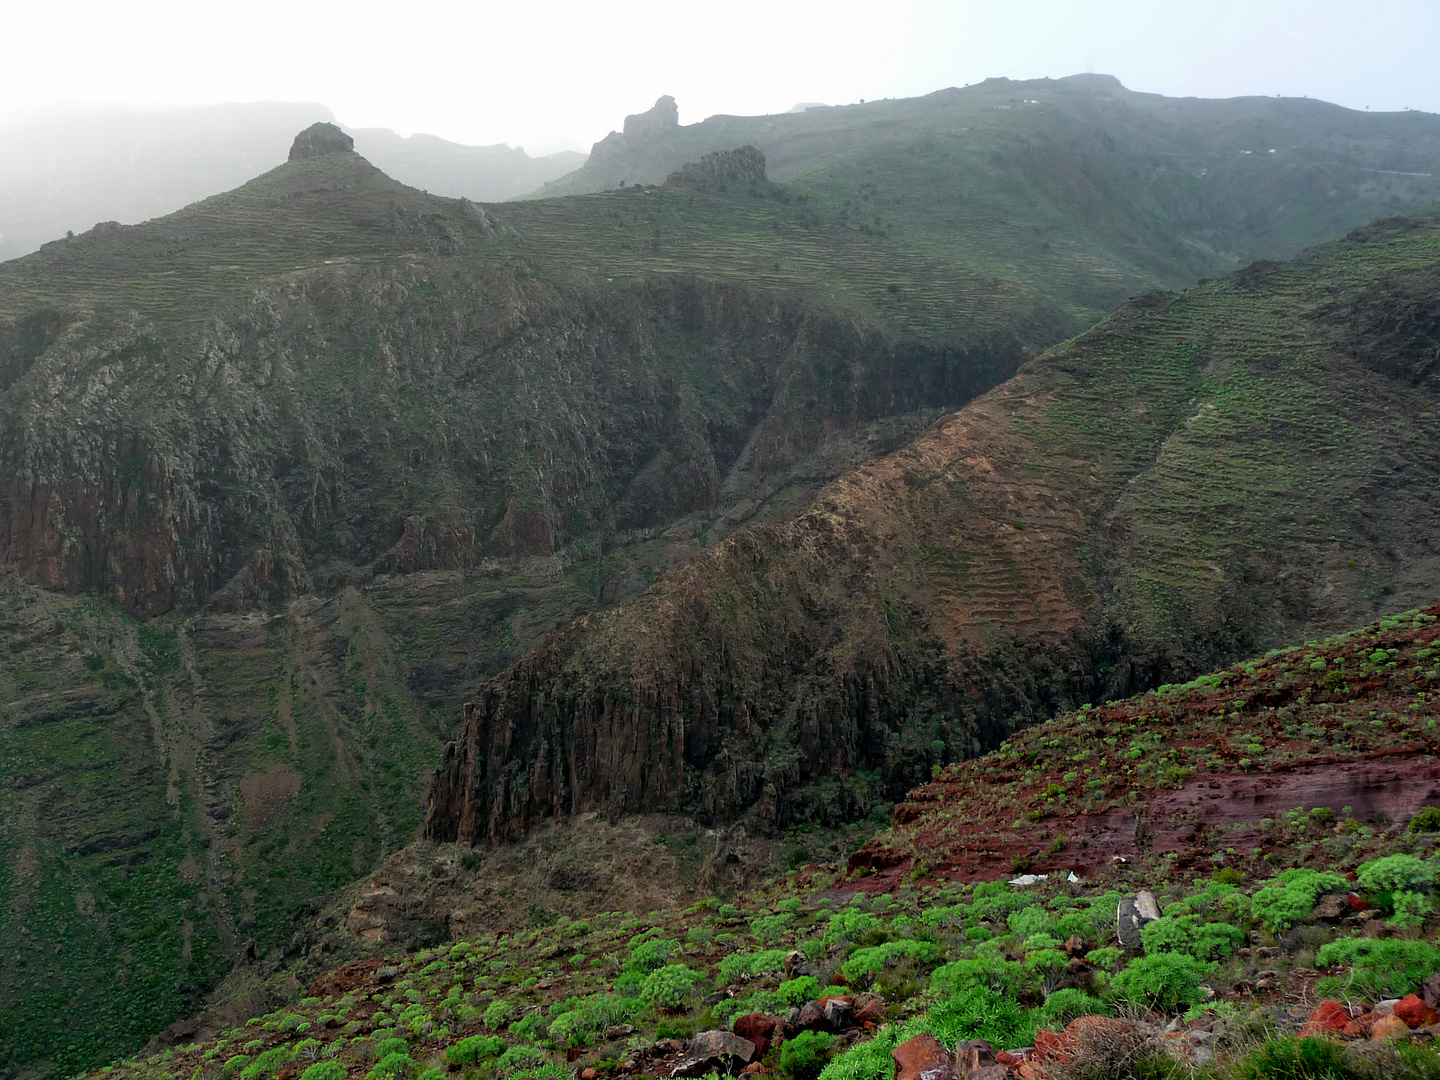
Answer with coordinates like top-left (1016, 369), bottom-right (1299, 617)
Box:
top-left (76, 608), bottom-right (1440, 1080)
top-left (427, 212), bottom-right (1440, 848)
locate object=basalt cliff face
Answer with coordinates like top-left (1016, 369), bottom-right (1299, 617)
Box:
top-left (426, 213), bottom-right (1440, 846)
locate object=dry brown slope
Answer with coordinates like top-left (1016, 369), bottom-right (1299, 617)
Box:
top-left (426, 213), bottom-right (1440, 844)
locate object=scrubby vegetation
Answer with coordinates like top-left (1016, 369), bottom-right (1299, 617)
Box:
top-left (76, 800), bottom-right (1440, 1080)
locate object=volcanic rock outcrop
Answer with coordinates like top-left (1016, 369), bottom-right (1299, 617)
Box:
top-left (289, 120), bottom-right (355, 160)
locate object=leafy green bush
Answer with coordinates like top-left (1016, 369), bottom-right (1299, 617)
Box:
top-left (446, 1035), bottom-right (506, 1067)
top-left (1140, 915), bottom-right (1245, 961)
top-left (1039, 988), bottom-right (1113, 1027)
top-left (1391, 891), bottom-right (1434, 929)
top-left (626, 936), bottom-right (680, 974)
top-left (1409, 808), bottom-right (1440, 834)
top-left (495, 1046), bottom-right (548, 1075)
top-left (752, 914), bottom-right (796, 943)
top-left (299, 1064), bottom-right (346, 1080)
top-left (842, 940), bottom-right (943, 984)
top-left (823, 910), bottom-right (884, 946)
top-left (546, 993), bottom-right (641, 1047)
top-left (1085, 948), bottom-right (1124, 972)
top-left (780, 976), bottom-right (821, 1007)
top-left (926, 987), bottom-right (1039, 1049)
top-left (1358, 855), bottom-right (1436, 893)
top-left (640, 965), bottom-right (705, 1010)
top-left (508, 1012), bottom-right (544, 1042)
top-left (1252, 870), bottom-right (1349, 933)
top-left (718, 949), bottom-right (792, 984)
top-left (240, 1047), bottom-right (295, 1080)
top-left (1315, 937), bottom-right (1440, 998)
top-left (781, 1030), bottom-right (834, 1080)
top-left (1007, 907), bottom-right (1057, 939)
top-left (930, 955), bottom-right (1026, 997)
top-left (817, 1027), bottom-right (903, 1080)
top-left (1110, 953), bottom-right (1215, 1013)
top-left (483, 999), bottom-right (515, 1029)
top-left (366, 1053), bottom-right (416, 1080)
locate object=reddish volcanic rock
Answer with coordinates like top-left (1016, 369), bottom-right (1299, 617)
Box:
top-left (1371, 1014), bottom-right (1411, 1041)
top-left (1396, 995), bottom-right (1439, 1029)
top-left (892, 1034), bottom-right (952, 1080)
top-left (1300, 1000), bottom-right (1351, 1037)
top-left (1032, 1030), bottom-right (1075, 1063)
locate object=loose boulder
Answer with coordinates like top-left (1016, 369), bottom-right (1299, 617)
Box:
top-left (671, 1031), bottom-right (756, 1077)
top-left (1396, 994), bottom-right (1440, 1029)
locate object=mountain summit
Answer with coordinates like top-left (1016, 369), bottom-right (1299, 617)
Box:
top-left (288, 120), bottom-right (355, 159)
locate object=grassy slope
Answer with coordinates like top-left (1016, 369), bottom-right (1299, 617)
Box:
top-left (425, 212), bottom-right (1440, 844)
top-left (79, 607), bottom-right (1440, 1080)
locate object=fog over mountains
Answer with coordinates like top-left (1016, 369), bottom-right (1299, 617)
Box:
top-left (0, 102), bottom-right (584, 261)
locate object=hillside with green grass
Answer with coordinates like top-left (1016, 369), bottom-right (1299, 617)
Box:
top-left (538, 75), bottom-right (1440, 288)
top-left (3, 85), bottom-right (1440, 1077)
top-left (70, 607), bottom-right (1440, 1080)
top-left (428, 211), bottom-right (1440, 851)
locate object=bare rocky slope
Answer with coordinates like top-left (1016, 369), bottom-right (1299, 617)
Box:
top-left (426, 212), bottom-right (1440, 848)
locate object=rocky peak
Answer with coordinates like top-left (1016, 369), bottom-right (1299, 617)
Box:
top-left (590, 96), bottom-right (680, 164)
top-left (288, 121), bottom-right (355, 161)
top-left (622, 95), bottom-right (679, 137)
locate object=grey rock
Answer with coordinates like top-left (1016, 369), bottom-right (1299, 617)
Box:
top-left (288, 122), bottom-right (354, 161)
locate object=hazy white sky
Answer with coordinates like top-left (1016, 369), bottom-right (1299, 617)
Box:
top-left (5, 0), bottom-right (1438, 154)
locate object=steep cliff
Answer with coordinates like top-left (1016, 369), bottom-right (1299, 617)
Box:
top-left (426, 213), bottom-right (1440, 844)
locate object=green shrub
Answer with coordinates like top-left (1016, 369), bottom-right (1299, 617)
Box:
top-left (926, 987), bottom-right (1039, 1049)
top-left (366, 1053), bottom-right (416, 1080)
top-left (1252, 870), bottom-right (1349, 933)
top-left (1085, 948), bottom-right (1123, 972)
top-left (495, 1045), bottom-right (548, 1075)
top-left (416, 1070), bottom-right (445, 1080)
top-left (685, 927), bottom-right (714, 946)
top-left (1315, 937), bottom-right (1440, 998)
top-left (752, 913), bottom-right (796, 943)
top-left (627, 936), bottom-right (679, 974)
top-left (800, 937), bottom-right (827, 961)
top-left (299, 1064), bottom-right (346, 1080)
top-left (1140, 915), bottom-right (1245, 961)
top-left (1110, 953), bottom-right (1214, 1013)
top-left (818, 1028), bottom-right (903, 1080)
top-left (1358, 855), bottom-right (1436, 893)
top-left (1039, 988), bottom-right (1112, 1027)
top-left (842, 940), bottom-right (943, 984)
top-left (447, 1035), bottom-right (506, 1067)
top-left (781, 1030), bottom-right (834, 1080)
top-left (1409, 808), bottom-right (1440, 834)
top-left (718, 949), bottom-right (791, 984)
top-left (640, 965), bottom-right (705, 1010)
top-left (823, 910), bottom-right (884, 946)
top-left (240, 1047), bottom-right (295, 1080)
top-left (483, 999), bottom-right (516, 1029)
top-left (1007, 907), bottom-right (1057, 939)
top-left (779, 976), bottom-right (821, 1007)
top-left (1391, 891), bottom-right (1434, 929)
top-left (1233, 1036), bottom-right (1356, 1080)
top-left (930, 956), bottom-right (1026, 997)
